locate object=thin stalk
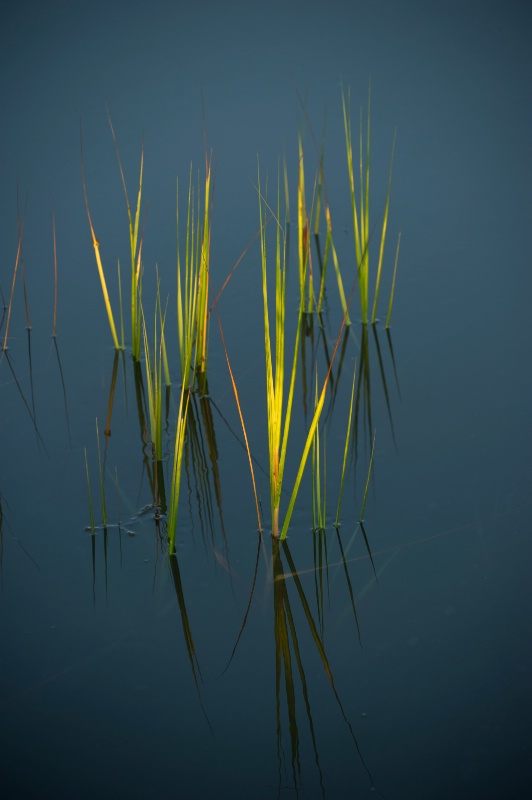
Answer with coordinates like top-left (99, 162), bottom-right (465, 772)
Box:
top-left (359, 429), bottom-right (376, 521)
top-left (107, 109), bottom-right (145, 360)
top-left (17, 189), bottom-right (31, 331)
top-left (52, 210), bottom-right (58, 338)
top-left (282, 147), bottom-right (290, 224)
top-left (84, 447), bottom-right (95, 535)
top-left (80, 122), bottom-right (120, 350)
top-left (167, 381), bottom-right (192, 554)
top-left (385, 232), bottom-right (401, 328)
top-left (2, 217), bottom-right (24, 351)
top-left (216, 308), bottom-right (262, 532)
top-left (117, 259), bottom-right (125, 350)
top-left (297, 133), bottom-right (314, 315)
top-left (95, 418), bottom-right (107, 527)
top-left (371, 128), bottom-right (397, 323)
top-left (295, 91), bottom-right (349, 322)
top-left (195, 150), bottom-right (212, 381)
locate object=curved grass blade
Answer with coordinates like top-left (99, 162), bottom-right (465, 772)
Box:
top-left (386, 231), bottom-right (401, 329)
top-left (80, 121), bottom-right (120, 351)
top-left (371, 128), bottom-right (397, 323)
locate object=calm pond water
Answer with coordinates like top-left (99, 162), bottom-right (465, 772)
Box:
top-left (1, 2), bottom-right (531, 799)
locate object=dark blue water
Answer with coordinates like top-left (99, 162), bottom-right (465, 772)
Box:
top-left (1, 2), bottom-right (531, 798)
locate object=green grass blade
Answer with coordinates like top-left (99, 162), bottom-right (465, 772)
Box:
top-left (386, 232), bottom-right (401, 328)
top-left (80, 126), bottom-right (120, 351)
top-left (371, 128), bottom-right (397, 323)
top-left (167, 383), bottom-right (191, 554)
top-left (95, 418), bottom-right (107, 527)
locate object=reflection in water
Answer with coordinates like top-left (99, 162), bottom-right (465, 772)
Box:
top-left (271, 537), bottom-right (380, 797)
top-left (168, 552), bottom-right (213, 734)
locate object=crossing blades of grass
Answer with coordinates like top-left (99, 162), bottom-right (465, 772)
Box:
top-left (107, 110), bottom-right (145, 360)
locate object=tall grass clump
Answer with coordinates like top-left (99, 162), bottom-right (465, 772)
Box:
top-left (342, 85), bottom-right (397, 324)
top-left (259, 167), bottom-right (332, 540)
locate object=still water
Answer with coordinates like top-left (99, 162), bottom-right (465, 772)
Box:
top-left (1, 2), bottom-right (531, 798)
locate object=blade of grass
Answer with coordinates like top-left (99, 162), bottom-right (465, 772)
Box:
top-left (216, 307), bottom-right (262, 532)
top-left (95, 418), bottom-right (107, 528)
top-left (107, 109), bottom-right (145, 360)
top-left (80, 121), bottom-right (120, 350)
top-left (2, 215), bottom-right (23, 351)
top-left (359, 428), bottom-right (376, 522)
top-left (371, 128), bottom-right (397, 323)
top-left (385, 232), bottom-right (401, 328)
top-left (84, 447), bottom-right (95, 535)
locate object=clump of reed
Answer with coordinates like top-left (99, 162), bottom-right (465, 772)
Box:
top-left (258, 167), bottom-right (343, 540)
top-left (342, 84), bottom-right (400, 324)
top-left (78, 89), bottom-right (398, 551)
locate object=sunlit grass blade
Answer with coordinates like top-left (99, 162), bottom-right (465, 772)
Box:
top-left (280, 362), bottom-right (328, 540)
top-left (167, 381), bottom-right (191, 554)
top-left (195, 150), bottom-right (212, 385)
top-left (311, 371), bottom-right (326, 531)
top-left (80, 122), bottom-right (120, 351)
top-left (107, 109), bottom-right (145, 360)
top-left (117, 259), bottom-right (125, 350)
top-left (216, 308), bottom-right (262, 532)
top-left (386, 232), bottom-right (401, 328)
top-left (371, 129), bottom-right (397, 323)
